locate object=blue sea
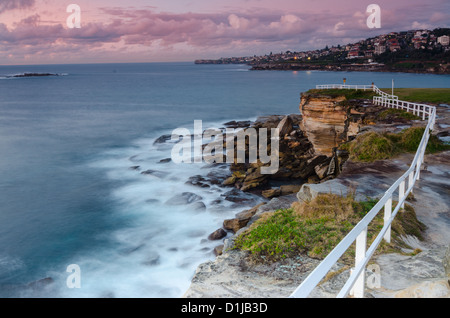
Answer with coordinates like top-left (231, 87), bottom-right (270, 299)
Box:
top-left (0, 62), bottom-right (449, 298)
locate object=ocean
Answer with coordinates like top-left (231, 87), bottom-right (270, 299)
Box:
top-left (0, 62), bottom-right (449, 297)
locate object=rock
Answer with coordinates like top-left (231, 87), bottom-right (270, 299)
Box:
top-left (223, 217), bottom-right (252, 233)
top-left (292, 155), bottom-right (329, 179)
top-left (205, 170), bottom-right (229, 185)
top-left (307, 175), bottom-right (320, 184)
top-left (129, 166), bottom-right (140, 170)
top-left (222, 176), bottom-right (236, 186)
top-left (262, 188), bottom-right (281, 199)
top-left (299, 93), bottom-right (351, 156)
top-left (186, 175), bottom-right (211, 188)
top-left (394, 280), bottom-right (450, 298)
top-left (158, 158), bottom-right (172, 163)
top-left (280, 184), bottom-right (302, 195)
top-left (27, 277), bottom-right (54, 289)
top-left (444, 245), bottom-right (450, 282)
top-left (13, 73), bottom-right (58, 78)
top-left (208, 228), bottom-right (227, 240)
top-left (214, 245), bottom-right (224, 256)
top-left (223, 120), bottom-right (252, 129)
top-left (153, 134), bottom-right (172, 144)
top-left (189, 201), bottom-right (207, 211)
top-left (166, 192), bottom-right (203, 205)
top-left (141, 169), bottom-right (166, 178)
top-left (277, 115), bottom-right (294, 137)
top-left (183, 249), bottom-right (320, 298)
top-left (240, 169), bottom-right (267, 191)
top-left (314, 160), bottom-right (331, 179)
top-left (296, 181), bottom-right (354, 202)
top-left (233, 170), bottom-right (246, 179)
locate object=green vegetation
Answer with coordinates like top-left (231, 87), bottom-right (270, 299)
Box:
top-left (378, 108), bottom-right (421, 121)
top-left (233, 193), bottom-right (425, 264)
top-left (340, 127), bottom-right (450, 162)
top-left (307, 88), bottom-right (376, 100)
top-left (380, 88), bottom-right (450, 104)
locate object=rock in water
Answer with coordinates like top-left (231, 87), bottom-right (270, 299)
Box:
top-left (153, 134), bottom-right (172, 144)
top-left (166, 192), bottom-right (203, 205)
top-left (208, 228), bottom-right (227, 240)
top-left (223, 217), bottom-right (252, 233)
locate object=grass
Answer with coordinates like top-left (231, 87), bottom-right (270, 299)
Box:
top-left (340, 127), bottom-right (450, 162)
top-left (233, 193), bottom-right (425, 264)
top-left (379, 88), bottom-right (450, 104)
top-left (306, 88), bottom-right (376, 100)
top-left (378, 108), bottom-right (421, 121)
top-left (305, 87), bottom-right (450, 105)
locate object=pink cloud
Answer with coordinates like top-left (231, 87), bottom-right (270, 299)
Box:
top-left (0, 0), bottom-right (35, 14)
top-left (0, 1), bottom-right (449, 64)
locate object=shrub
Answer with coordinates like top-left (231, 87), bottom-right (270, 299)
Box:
top-left (341, 127), bottom-right (450, 162)
top-left (233, 193), bottom-right (425, 264)
top-left (342, 132), bottom-right (395, 162)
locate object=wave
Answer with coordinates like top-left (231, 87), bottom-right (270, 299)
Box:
top-left (50, 119), bottom-right (264, 298)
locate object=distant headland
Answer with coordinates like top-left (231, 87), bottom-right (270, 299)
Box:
top-left (195, 28), bottom-right (450, 74)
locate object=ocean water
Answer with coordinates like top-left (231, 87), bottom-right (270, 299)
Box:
top-left (0, 62), bottom-right (449, 298)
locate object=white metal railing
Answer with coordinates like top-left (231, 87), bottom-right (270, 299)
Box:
top-left (290, 84), bottom-right (436, 298)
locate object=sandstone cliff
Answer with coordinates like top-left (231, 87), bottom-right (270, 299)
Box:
top-left (299, 92), bottom-right (361, 156)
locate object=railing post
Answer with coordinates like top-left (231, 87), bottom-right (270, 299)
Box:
top-left (351, 227), bottom-right (367, 298)
top-left (416, 156), bottom-right (421, 180)
top-left (399, 180), bottom-right (405, 209)
top-left (383, 196), bottom-right (392, 243)
top-left (291, 84), bottom-right (436, 299)
top-left (409, 171), bottom-right (414, 194)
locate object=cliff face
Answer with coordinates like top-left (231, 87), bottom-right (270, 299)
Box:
top-left (299, 93), bottom-right (360, 156)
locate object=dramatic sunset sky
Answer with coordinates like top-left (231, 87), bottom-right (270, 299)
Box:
top-left (0, 0), bottom-right (449, 65)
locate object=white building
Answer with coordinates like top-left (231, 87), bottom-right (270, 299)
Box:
top-left (374, 45), bottom-right (386, 55)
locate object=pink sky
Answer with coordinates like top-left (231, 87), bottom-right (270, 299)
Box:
top-left (0, 0), bottom-right (449, 65)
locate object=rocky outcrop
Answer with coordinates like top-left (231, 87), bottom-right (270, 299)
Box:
top-left (224, 114), bottom-right (340, 192)
top-left (184, 99), bottom-right (450, 299)
top-left (299, 93), bottom-right (361, 156)
top-left (185, 150), bottom-right (450, 298)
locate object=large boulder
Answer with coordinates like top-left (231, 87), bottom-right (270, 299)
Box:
top-left (223, 217), bottom-right (252, 233)
top-left (262, 188), bottom-right (281, 199)
top-left (208, 228), bottom-right (227, 240)
top-left (277, 115), bottom-right (294, 137)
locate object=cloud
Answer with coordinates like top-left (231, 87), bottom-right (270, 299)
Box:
top-left (1, 2), bottom-right (450, 64)
top-left (0, 0), bottom-right (35, 13)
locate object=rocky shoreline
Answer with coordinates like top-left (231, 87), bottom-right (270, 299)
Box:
top-left (248, 62), bottom-right (450, 75)
top-left (201, 91), bottom-right (403, 254)
top-left (183, 95), bottom-right (450, 298)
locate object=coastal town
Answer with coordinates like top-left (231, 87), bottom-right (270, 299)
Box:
top-left (195, 28), bottom-right (450, 74)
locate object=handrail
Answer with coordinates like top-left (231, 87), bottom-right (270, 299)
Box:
top-left (290, 84), bottom-right (436, 298)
